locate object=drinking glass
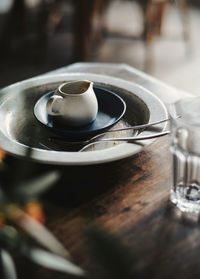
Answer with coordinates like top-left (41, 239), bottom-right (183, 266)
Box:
top-left (169, 97), bottom-right (200, 212)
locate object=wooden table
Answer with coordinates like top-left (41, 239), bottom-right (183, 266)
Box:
top-left (10, 63), bottom-right (200, 279)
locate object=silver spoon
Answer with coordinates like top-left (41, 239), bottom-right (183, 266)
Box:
top-left (79, 130), bottom-right (170, 152)
top-left (48, 117), bottom-right (170, 146)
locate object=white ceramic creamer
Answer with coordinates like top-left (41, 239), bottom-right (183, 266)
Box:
top-left (46, 80), bottom-right (98, 127)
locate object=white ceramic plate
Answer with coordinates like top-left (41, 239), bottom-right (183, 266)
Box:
top-left (0, 73), bottom-right (168, 165)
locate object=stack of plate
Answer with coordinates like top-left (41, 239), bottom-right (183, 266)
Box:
top-left (0, 73), bottom-right (167, 165)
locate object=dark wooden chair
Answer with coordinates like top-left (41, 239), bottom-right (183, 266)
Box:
top-left (0, 0), bottom-right (190, 66)
top-left (0, 0), bottom-right (107, 63)
top-left (101, 0), bottom-right (190, 69)
top-left (140, 0), bottom-right (190, 69)
top-left (139, 0), bottom-right (189, 44)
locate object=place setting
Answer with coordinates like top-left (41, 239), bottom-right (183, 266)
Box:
top-left (0, 73), bottom-right (168, 165)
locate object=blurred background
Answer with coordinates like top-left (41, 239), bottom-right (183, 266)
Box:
top-left (0, 0), bottom-right (200, 95)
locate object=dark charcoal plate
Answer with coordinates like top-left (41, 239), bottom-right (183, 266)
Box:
top-left (34, 86), bottom-right (126, 140)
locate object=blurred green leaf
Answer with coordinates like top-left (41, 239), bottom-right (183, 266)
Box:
top-left (29, 248), bottom-right (86, 277)
top-left (0, 226), bottom-right (86, 277)
top-left (0, 249), bottom-right (17, 279)
top-left (14, 170), bottom-right (60, 201)
top-left (1, 203), bottom-right (69, 258)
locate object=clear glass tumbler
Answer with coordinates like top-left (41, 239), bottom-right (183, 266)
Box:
top-left (169, 97), bottom-right (200, 212)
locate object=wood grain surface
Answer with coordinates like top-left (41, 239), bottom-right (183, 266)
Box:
top-left (15, 134), bottom-right (200, 279)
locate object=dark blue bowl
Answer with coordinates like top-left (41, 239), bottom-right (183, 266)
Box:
top-left (34, 86), bottom-right (126, 140)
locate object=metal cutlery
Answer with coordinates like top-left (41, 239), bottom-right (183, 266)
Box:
top-left (45, 117), bottom-right (171, 151)
top-left (79, 130), bottom-right (170, 151)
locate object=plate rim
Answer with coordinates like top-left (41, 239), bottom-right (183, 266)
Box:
top-left (33, 86), bottom-right (126, 137)
top-left (0, 73), bottom-right (168, 165)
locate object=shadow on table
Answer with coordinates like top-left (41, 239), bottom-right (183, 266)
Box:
top-left (41, 157), bottom-right (138, 207)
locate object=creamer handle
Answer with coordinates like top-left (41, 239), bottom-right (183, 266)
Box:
top-left (46, 95), bottom-right (63, 115)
